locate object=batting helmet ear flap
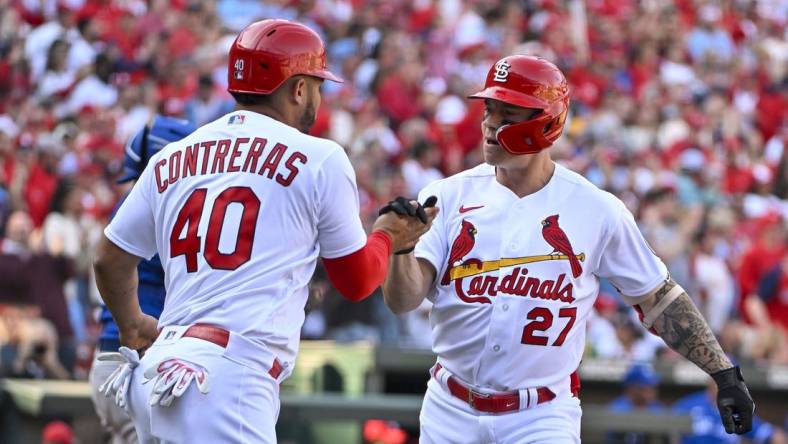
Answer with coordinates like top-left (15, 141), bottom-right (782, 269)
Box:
top-left (494, 96), bottom-right (569, 155)
top-left (495, 117), bottom-right (551, 154)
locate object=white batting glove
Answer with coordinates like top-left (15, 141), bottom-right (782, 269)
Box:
top-left (98, 346), bottom-right (140, 411)
top-left (144, 358), bottom-right (210, 407)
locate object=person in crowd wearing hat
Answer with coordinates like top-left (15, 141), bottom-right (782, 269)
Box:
top-left (607, 363), bottom-right (666, 444)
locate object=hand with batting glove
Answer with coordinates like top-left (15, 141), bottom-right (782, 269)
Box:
top-left (711, 366), bottom-right (755, 435)
top-left (99, 346), bottom-right (141, 411)
top-left (377, 196), bottom-right (438, 254)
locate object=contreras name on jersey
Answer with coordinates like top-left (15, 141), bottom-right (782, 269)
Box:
top-left (153, 137), bottom-right (307, 193)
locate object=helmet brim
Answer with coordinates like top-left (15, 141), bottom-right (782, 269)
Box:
top-left (312, 69), bottom-right (344, 84)
top-left (468, 86), bottom-right (548, 109)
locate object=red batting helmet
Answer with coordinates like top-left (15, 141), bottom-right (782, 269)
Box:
top-left (227, 19), bottom-right (343, 95)
top-left (469, 55), bottom-right (569, 155)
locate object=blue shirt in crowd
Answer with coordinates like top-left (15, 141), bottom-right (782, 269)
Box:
top-left (673, 391), bottom-right (775, 444)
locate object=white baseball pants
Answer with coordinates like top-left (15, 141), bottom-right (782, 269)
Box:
top-left (126, 325), bottom-right (285, 444)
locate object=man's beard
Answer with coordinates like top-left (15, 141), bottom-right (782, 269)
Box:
top-left (297, 95), bottom-right (318, 133)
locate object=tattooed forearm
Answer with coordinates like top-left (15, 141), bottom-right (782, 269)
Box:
top-left (644, 280), bottom-right (732, 374)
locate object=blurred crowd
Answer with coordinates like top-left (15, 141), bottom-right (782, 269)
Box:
top-left (0, 0), bottom-right (786, 381)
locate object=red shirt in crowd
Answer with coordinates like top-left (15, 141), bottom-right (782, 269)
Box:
top-left (568, 66), bottom-right (608, 109)
top-left (756, 90), bottom-right (786, 141)
top-left (739, 241), bottom-right (784, 296)
top-left (1, 155), bottom-right (15, 186)
top-left (723, 164), bottom-right (754, 194)
top-left (376, 73), bottom-right (423, 127)
top-left (739, 240), bottom-right (785, 320)
top-left (23, 163), bottom-right (58, 227)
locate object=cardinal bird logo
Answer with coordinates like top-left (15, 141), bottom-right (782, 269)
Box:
top-left (442, 220), bottom-right (477, 285)
top-left (541, 214), bottom-right (583, 278)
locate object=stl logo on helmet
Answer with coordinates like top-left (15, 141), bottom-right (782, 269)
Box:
top-left (492, 60), bottom-right (511, 83)
top-left (233, 58), bottom-right (245, 80)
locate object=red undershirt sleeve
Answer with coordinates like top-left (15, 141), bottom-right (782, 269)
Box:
top-left (322, 230), bottom-right (392, 302)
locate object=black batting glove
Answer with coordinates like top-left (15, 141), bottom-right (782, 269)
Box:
top-left (378, 196), bottom-right (437, 254)
top-left (379, 196), bottom-right (419, 220)
top-left (711, 366), bottom-right (755, 435)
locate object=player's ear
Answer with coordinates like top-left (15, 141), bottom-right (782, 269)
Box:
top-left (291, 77), bottom-right (308, 106)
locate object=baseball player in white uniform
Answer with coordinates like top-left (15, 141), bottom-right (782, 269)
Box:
top-left (382, 55), bottom-right (755, 443)
top-left (93, 19), bottom-right (437, 444)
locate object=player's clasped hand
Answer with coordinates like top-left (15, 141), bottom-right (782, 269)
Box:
top-left (712, 366), bottom-right (755, 434)
top-left (376, 196), bottom-right (439, 254)
top-left (144, 358), bottom-right (210, 407)
top-left (98, 346), bottom-right (141, 411)
top-left (118, 313), bottom-right (160, 356)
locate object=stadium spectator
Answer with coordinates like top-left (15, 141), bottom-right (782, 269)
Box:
top-left (608, 363), bottom-right (666, 444)
top-left (739, 214), bottom-right (786, 321)
top-left (741, 250), bottom-right (788, 364)
top-left (42, 179), bottom-right (91, 345)
top-left (23, 2), bottom-right (80, 83)
top-left (0, 210), bottom-right (74, 357)
top-left (36, 39), bottom-right (78, 101)
top-left (689, 228), bottom-right (736, 334)
top-left (0, 305), bottom-right (69, 380)
top-left (62, 52), bottom-right (117, 117)
top-left (401, 140), bottom-right (444, 197)
top-left (184, 74), bottom-right (234, 126)
top-left (638, 186), bottom-right (699, 288)
top-left (686, 5), bottom-right (735, 63)
top-left (673, 377), bottom-right (786, 444)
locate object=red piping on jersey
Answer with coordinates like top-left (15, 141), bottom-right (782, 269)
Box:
top-left (570, 369), bottom-right (581, 397)
top-left (322, 230), bottom-right (392, 302)
top-left (633, 304), bottom-right (658, 335)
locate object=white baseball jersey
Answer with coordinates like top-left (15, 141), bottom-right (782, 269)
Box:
top-left (105, 110), bottom-right (367, 364)
top-left (414, 162), bottom-right (668, 392)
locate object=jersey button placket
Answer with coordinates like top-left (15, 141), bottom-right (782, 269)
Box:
top-left (477, 211), bottom-right (520, 380)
